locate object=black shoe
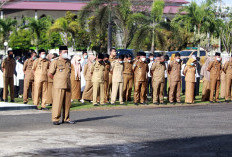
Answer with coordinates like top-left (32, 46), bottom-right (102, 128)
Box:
top-left (10, 100), bottom-right (15, 103)
top-left (177, 102), bottom-right (182, 104)
top-left (216, 101), bottom-right (221, 103)
top-left (4, 100), bottom-right (8, 102)
top-left (153, 102), bottom-right (159, 105)
top-left (225, 100), bottom-right (230, 103)
top-left (142, 102), bottom-right (148, 105)
top-left (41, 107), bottom-right (49, 110)
top-left (134, 103), bottom-right (139, 106)
top-left (93, 104), bottom-right (99, 106)
top-left (64, 121), bottom-right (75, 124)
top-left (170, 102), bottom-right (175, 105)
top-left (111, 103), bottom-right (116, 105)
top-left (48, 104), bottom-right (52, 106)
top-left (209, 101), bottom-right (214, 103)
top-left (23, 102), bottom-right (27, 104)
top-left (53, 121), bottom-right (60, 125)
top-left (0, 98), bottom-right (3, 101)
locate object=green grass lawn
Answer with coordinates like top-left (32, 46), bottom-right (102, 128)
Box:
top-left (13, 82), bottom-right (225, 111)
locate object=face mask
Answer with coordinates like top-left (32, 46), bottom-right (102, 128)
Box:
top-left (128, 60), bottom-right (131, 63)
top-left (104, 60), bottom-right (109, 63)
top-left (190, 63), bottom-right (195, 66)
top-left (176, 59), bottom-right (180, 63)
top-left (62, 53), bottom-right (68, 59)
top-left (84, 55), bottom-right (88, 59)
top-left (9, 54), bottom-right (13, 59)
top-left (33, 56), bottom-right (37, 60)
top-left (216, 58), bottom-right (221, 62)
top-left (141, 58), bottom-right (146, 62)
top-left (119, 61), bottom-right (123, 64)
top-left (99, 60), bottom-right (104, 64)
top-left (150, 58), bottom-right (154, 61)
top-left (77, 61), bottom-right (80, 63)
top-left (51, 59), bottom-right (54, 62)
top-left (41, 54), bottom-right (46, 59)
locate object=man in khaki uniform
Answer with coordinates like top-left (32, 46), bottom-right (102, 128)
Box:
top-left (111, 55), bottom-right (124, 105)
top-left (168, 52), bottom-right (182, 104)
top-left (48, 46), bottom-right (74, 125)
top-left (133, 52), bottom-right (148, 105)
top-left (123, 54), bottom-right (133, 102)
top-left (108, 48), bottom-right (117, 98)
top-left (23, 51), bottom-right (37, 104)
top-left (223, 54), bottom-right (232, 103)
top-left (151, 55), bottom-right (166, 105)
top-left (91, 53), bottom-right (105, 106)
top-left (103, 54), bottom-right (111, 103)
top-left (32, 49), bottom-right (49, 110)
top-left (2, 48), bottom-right (16, 102)
top-left (207, 52), bottom-right (222, 103)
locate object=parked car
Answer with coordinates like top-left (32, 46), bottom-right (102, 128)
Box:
top-left (117, 49), bottom-right (134, 59)
top-left (179, 50), bottom-right (207, 65)
top-left (165, 51), bottom-right (179, 57)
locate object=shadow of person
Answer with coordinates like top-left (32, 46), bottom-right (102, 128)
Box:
top-left (73, 115), bottom-right (122, 123)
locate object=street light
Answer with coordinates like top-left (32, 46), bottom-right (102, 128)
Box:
top-left (4, 41), bottom-right (8, 55)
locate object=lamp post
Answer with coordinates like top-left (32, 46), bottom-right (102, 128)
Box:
top-left (4, 41), bottom-right (8, 55)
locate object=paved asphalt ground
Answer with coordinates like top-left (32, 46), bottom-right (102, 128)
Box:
top-left (1, 103), bottom-right (232, 157)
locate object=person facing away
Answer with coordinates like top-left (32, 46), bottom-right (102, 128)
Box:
top-left (223, 54), bottom-right (232, 103)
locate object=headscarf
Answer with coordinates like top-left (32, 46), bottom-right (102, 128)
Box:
top-left (186, 57), bottom-right (196, 66)
top-left (200, 57), bottom-right (212, 81)
top-left (71, 55), bottom-right (81, 80)
top-left (87, 55), bottom-right (96, 66)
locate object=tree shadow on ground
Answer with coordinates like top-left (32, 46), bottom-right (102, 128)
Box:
top-left (18, 134), bottom-right (232, 157)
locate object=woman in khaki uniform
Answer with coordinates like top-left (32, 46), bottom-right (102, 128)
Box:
top-left (81, 55), bottom-right (96, 102)
top-left (71, 55), bottom-right (82, 100)
top-left (183, 58), bottom-right (196, 104)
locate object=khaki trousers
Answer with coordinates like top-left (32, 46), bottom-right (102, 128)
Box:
top-left (46, 82), bottom-right (53, 104)
top-left (201, 79), bottom-right (210, 101)
top-left (220, 72), bottom-right (226, 98)
top-left (123, 74), bottom-right (133, 101)
top-left (111, 82), bottom-right (123, 104)
top-left (209, 79), bottom-right (220, 102)
top-left (23, 79), bottom-right (34, 103)
top-left (34, 81), bottom-right (47, 108)
top-left (71, 79), bottom-right (81, 100)
top-left (93, 82), bottom-right (104, 105)
top-left (104, 80), bottom-right (109, 103)
top-left (108, 74), bottom-right (113, 97)
top-left (169, 81), bottom-right (181, 103)
top-left (225, 75), bottom-right (232, 101)
top-left (152, 81), bottom-right (164, 103)
top-left (134, 81), bottom-right (146, 103)
top-left (185, 82), bottom-right (195, 103)
top-left (3, 77), bottom-right (14, 100)
top-left (52, 88), bottom-right (71, 122)
top-left (82, 81), bottom-right (93, 101)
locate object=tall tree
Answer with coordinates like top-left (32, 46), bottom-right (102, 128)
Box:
top-left (0, 18), bottom-right (17, 44)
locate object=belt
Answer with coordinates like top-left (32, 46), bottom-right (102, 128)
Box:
top-left (123, 73), bottom-right (133, 75)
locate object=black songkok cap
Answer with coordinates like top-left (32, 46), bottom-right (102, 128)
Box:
top-left (98, 53), bottom-right (104, 59)
top-left (59, 46), bottom-right (68, 51)
top-left (215, 52), bottom-right (221, 57)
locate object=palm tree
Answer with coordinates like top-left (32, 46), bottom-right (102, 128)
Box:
top-left (49, 17), bottom-right (78, 46)
top-left (25, 17), bottom-right (52, 53)
top-left (0, 18), bottom-right (17, 44)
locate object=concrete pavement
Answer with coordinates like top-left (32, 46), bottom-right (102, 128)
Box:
top-left (1, 104), bottom-right (232, 156)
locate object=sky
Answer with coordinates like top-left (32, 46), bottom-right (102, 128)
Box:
top-left (189, 0), bottom-right (232, 5)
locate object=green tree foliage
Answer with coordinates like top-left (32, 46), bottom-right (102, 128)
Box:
top-left (0, 18), bottom-right (17, 44)
top-left (9, 29), bottom-right (31, 50)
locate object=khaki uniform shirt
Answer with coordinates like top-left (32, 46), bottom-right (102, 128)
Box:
top-left (223, 61), bottom-right (232, 76)
top-left (151, 61), bottom-right (166, 82)
top-left (23, 58), bottom-right (34, 81)
top-left (112, 61), bottom-right (123, 83)
top-left (123, 61), bottom-right (133, 74)
top-left (49, 58), bottom-right (71, 89)
top-left (132, 60), bottom-right (148, 82)
top-left (168, 61), bottom-right (181, 82)
top-left (83, 63), bottom-right (92, 81)
top-left (91, 61), bottom-right (105, 83)
top-left (208, 61), bottom-right (221, 80)
top-left (32, 58), bottom-right (50, 82)
top-left (2, 57), bottom-right (16, 78)
top-left (183, 66), bottom-right (196, 82)
top-left (104, 61), bottom-right (111, 81)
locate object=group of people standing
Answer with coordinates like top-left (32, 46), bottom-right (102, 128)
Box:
top-left (1, 46), bottom-right (232, 125)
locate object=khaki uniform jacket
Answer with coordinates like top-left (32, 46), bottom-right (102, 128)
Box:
top-left (112, 61), bottom-right (124, 83)
top-left (168, 61), bottom-right (181, 82)
top-left (123, 61), bottom-right (133, 74)
top-left (23, 58), bottom-right (34, 81)
top-left (2, 57), bottom-right (16, 78)
top-left (49, 58), bottom-right (71, 89)
top-left (132, 60), bottom-right (148, 82)
top-left (183, 65), bottom-right (196, 82)
top-left (151, 61), bottom-right (166, 82)
top-left (208, 61), bottom-right (221, 80)
top-left (223, 61), bottom-right (232, 76)
top-left (83, 63), bottom-right (92, 81)
top-left (104, 61), bottom-right (111, 81)
top-left (32, 58), bottom-right (50, 82)
top-left (91, 61), bottom-right (105, 83)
